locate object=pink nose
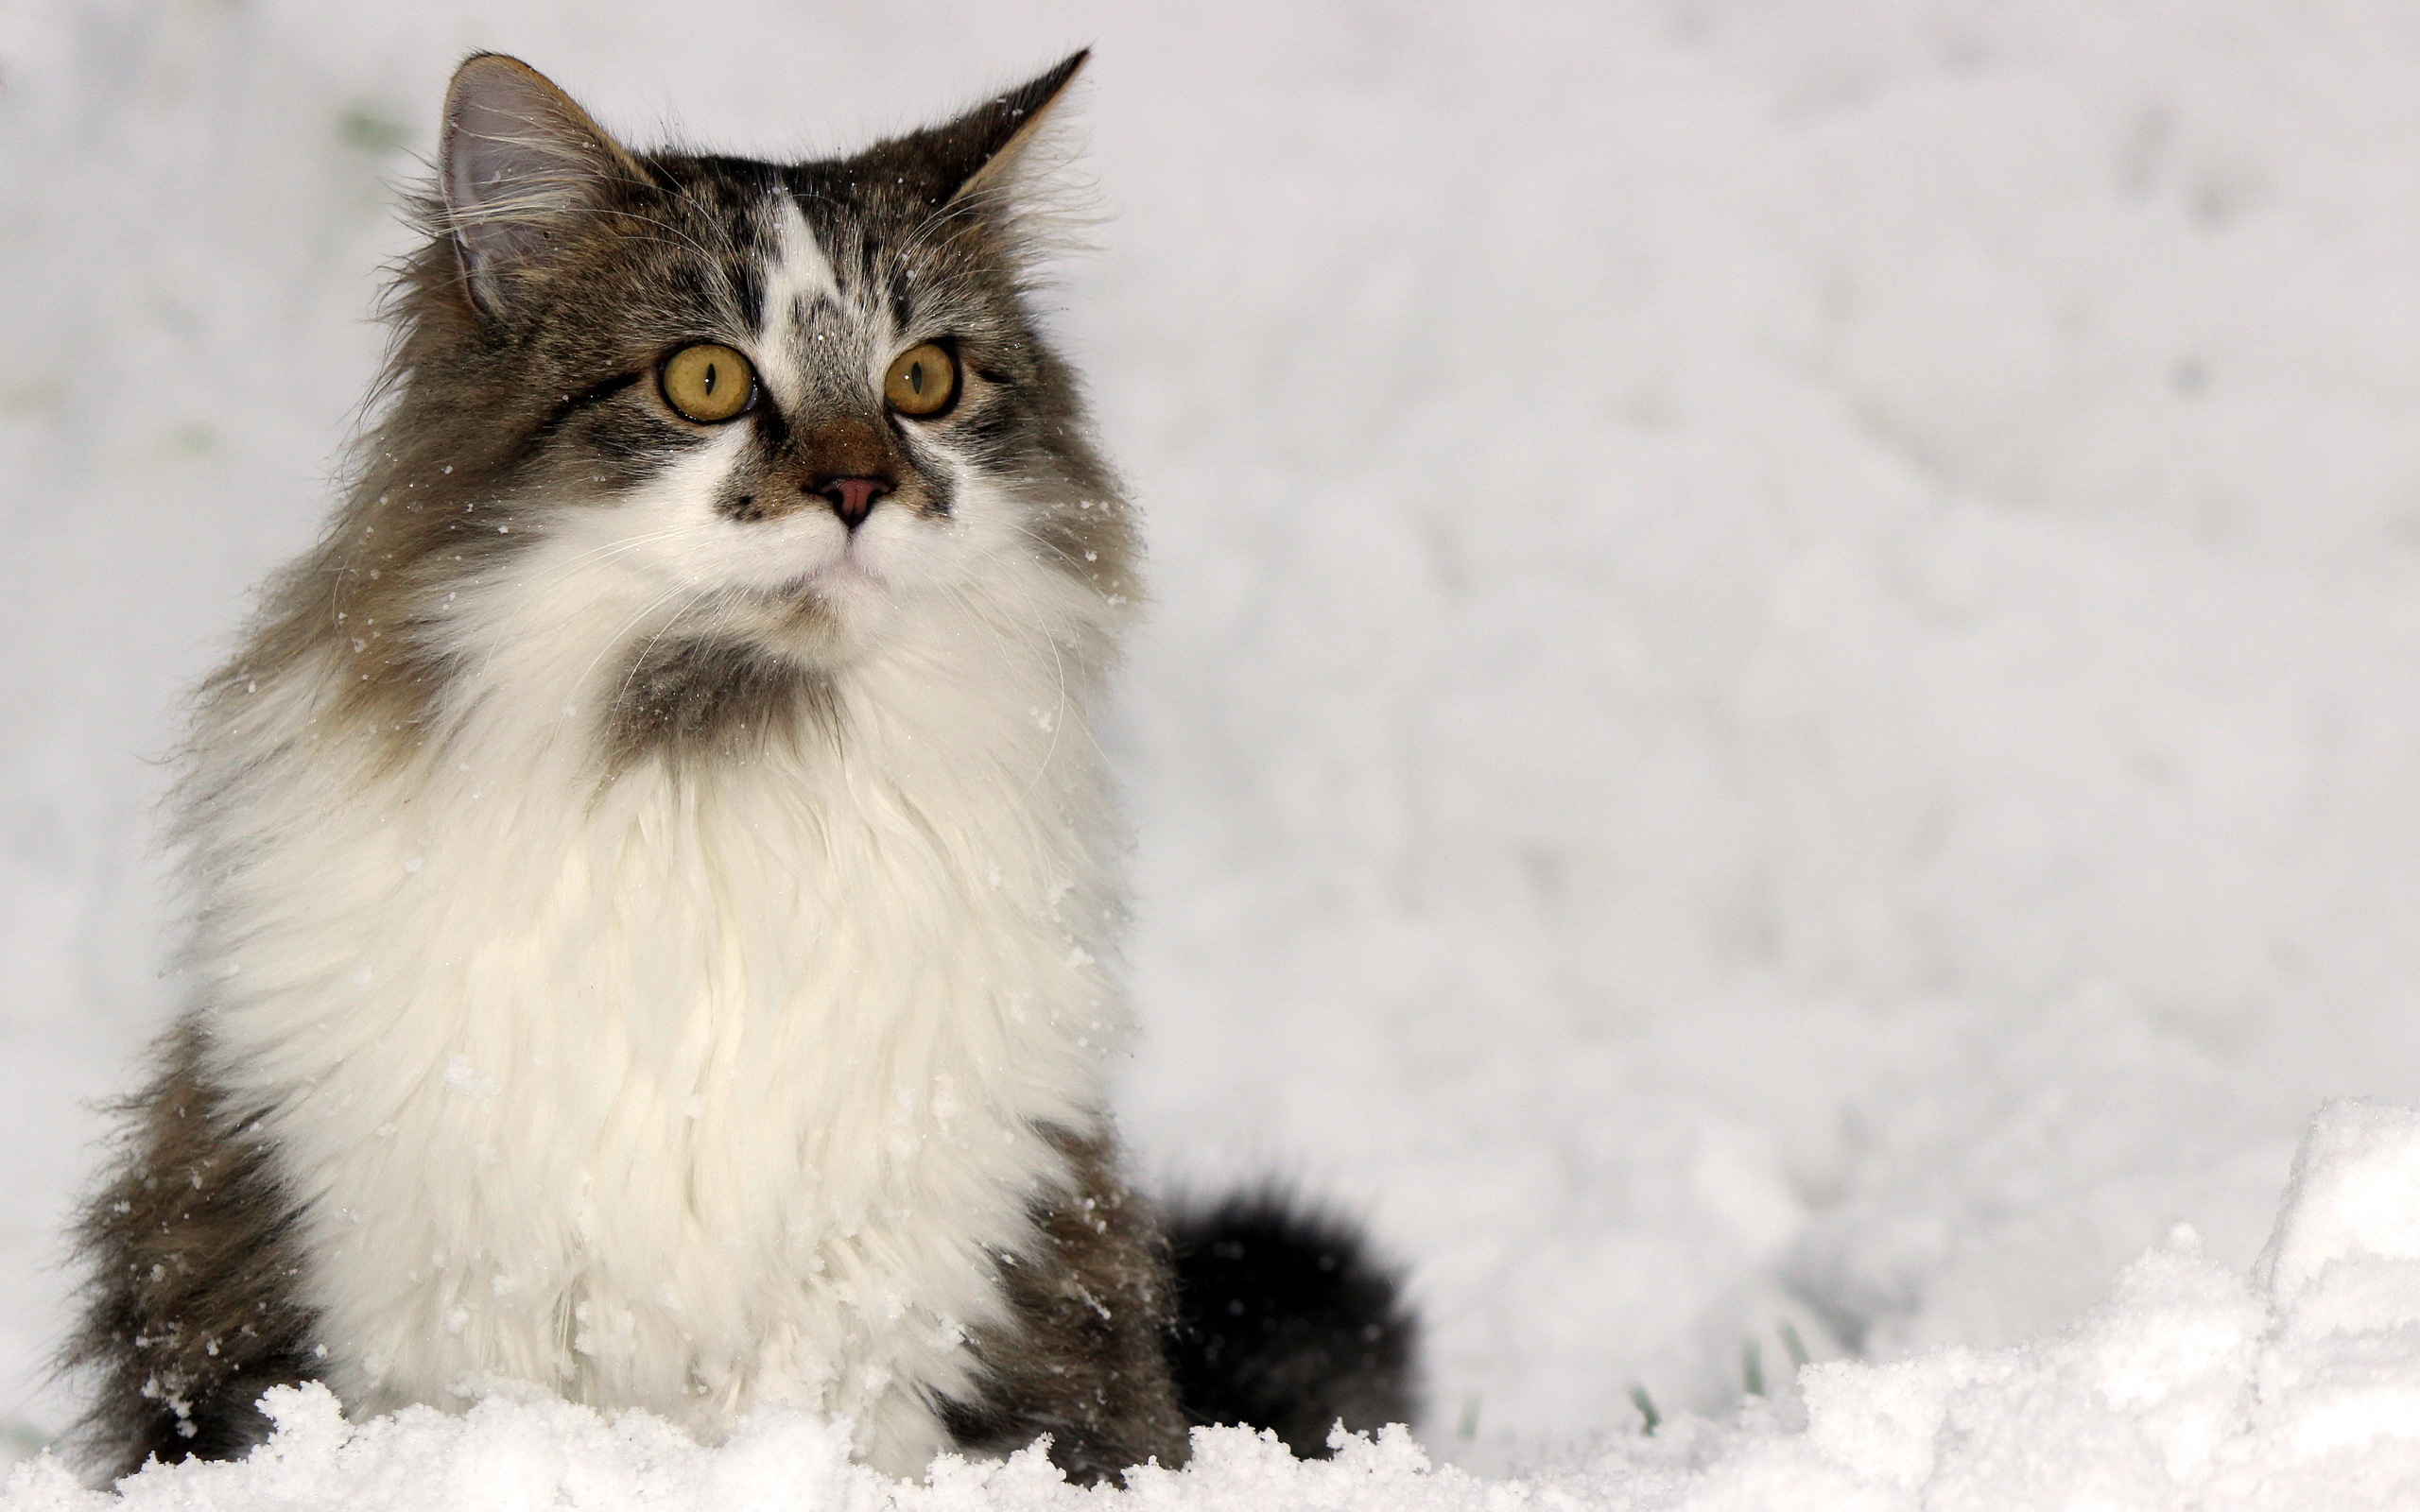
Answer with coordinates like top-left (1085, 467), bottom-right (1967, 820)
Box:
top-left (816, 476), bottom-right (891, 528)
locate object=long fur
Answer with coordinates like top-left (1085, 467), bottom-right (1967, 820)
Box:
top-left (178, 534), bottom-right (1131, 1472)
top-left (66, 50), bottom-right (1413, 1486)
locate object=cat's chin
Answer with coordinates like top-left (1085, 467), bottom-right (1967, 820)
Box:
top-left (723, 563), bottom-right (906, 670)
top-left (789, 556), bottom-right (890, 596)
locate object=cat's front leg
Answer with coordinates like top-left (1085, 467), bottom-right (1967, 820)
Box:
top-left (66, 1018), bottom-right (321, 1481)
top-left (939, 1125), bottom-right (1188, 1484)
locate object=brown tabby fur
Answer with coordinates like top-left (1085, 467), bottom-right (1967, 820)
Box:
top-left (943, 1130), bottom-right (1192, 1478)
top-left (66, 1019), bottom-right (319, 1480)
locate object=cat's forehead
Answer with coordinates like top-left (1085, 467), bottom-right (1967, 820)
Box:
top-left (742, 195), bottom-right (871, 408)
top-left (623, 159), bottom-right (993, 364)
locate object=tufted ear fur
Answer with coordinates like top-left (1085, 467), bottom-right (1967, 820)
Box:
top-left (850, 51), bottom-right (1090, 212)
top-left (440, 53), bottom-right (641, 316)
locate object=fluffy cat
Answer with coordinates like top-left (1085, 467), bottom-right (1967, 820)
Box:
top-left (66, 51), bottom-right (1415, 1485)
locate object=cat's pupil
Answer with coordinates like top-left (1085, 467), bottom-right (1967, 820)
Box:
top-left (702, 363), bottom-right (719, 394)
top-left (909, 363), bottom-right (925, 394)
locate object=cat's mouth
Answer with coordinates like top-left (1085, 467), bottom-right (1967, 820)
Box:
top-left (689, 509), bottom-right (908, 605)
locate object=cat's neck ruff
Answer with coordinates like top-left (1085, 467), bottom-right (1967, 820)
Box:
top-left (187, 513), bottom-right (1122, 1473)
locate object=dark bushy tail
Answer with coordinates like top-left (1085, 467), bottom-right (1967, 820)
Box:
top-left (1165, 1191), bottom-right (1421, 1456)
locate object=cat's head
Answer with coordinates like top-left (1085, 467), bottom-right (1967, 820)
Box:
top-left (270, 53), bottom-right (1133, 765)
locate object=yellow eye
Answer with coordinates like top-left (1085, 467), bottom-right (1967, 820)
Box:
top-left (883, 343), bottom-right (958, 418)
top-left (660, 343), bottom-right (756, 423)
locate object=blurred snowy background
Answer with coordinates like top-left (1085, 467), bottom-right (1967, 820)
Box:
top-left (7, 0), bottom-right (2420, 1472)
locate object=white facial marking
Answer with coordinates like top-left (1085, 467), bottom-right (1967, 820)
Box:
top-left (753, 199), bottom-right (842, 415)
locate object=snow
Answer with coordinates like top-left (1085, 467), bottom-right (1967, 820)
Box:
top-left (11, 1102), bottom-right (2420, 1508)
top-left (9, 0), bottom-right (2420, 1506)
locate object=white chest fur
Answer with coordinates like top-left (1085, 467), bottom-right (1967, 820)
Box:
top-left (187, 556), bottom-right (1122, 1475)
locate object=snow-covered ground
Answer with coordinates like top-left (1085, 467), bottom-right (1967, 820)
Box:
top-left (8, 1), bottom-right (2420, 1504)
top-left (16, 1103), bottom-right (2420, 1508)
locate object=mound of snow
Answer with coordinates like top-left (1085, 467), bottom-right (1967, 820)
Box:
top-left (1664, 1099), bottom-right (2420, 1508)
top-left (10, 1100), bottom-right (2420, 1510)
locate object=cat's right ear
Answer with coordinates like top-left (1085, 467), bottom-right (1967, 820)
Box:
top-left (440, 54), bottom-right (638, 317)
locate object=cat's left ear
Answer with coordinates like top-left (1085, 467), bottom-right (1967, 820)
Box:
top-left (886, 50), bottom-right (1091, 208)
top-left (440, 54), bottom-right (642, 316)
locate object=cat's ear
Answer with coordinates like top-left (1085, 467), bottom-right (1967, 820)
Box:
top-left (889, 50), bottom-right (1091, 208)
top-left (439, 54), bottom-right (640, 316)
